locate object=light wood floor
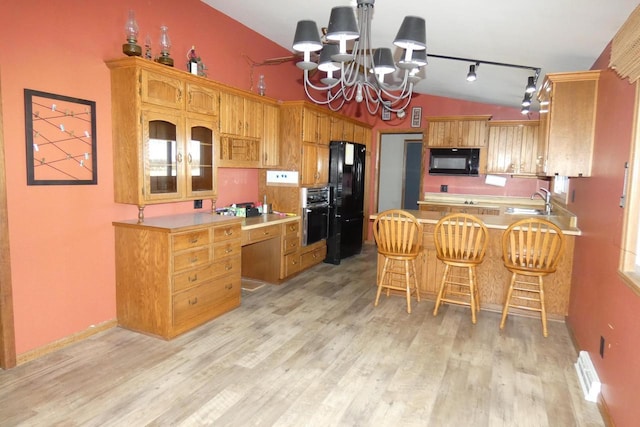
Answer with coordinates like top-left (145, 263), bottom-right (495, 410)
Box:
top-left (0, 244), bottom-right (604, 427)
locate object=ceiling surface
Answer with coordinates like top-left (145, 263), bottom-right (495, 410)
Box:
top-left (202, 0), bottom-right (638, 111)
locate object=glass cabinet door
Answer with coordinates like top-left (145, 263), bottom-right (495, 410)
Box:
top-left (143, 109), bottom-right (184, 201)
top-left (187, 121), bottom-right (214, 195)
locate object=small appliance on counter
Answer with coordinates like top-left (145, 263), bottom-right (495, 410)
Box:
top-left (217, 202), bottom-right (260, 217)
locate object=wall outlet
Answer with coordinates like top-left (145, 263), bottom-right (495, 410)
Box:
top-left (194, 199), bottom-right (203, 209)
top-left (440, 184), bottom-right (448, 193)
top-left (599, 336), bottom-right (605, 358)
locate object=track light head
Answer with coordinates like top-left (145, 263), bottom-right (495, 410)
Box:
top-left (466, 63), bottom-right (477, 82)
top-left (522, 93), bottom-right (532, 107)
top-left (525, 76), bottom-right (537, 93)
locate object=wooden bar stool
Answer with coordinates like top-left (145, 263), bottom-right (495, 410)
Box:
top-left (433, 213), bottom-right (489, 324)
top-left (500, 218), bottom-right (565, 337)
top-left (372, 209), bottom-right (422, 313)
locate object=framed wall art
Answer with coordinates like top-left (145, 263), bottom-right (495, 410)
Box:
top-left (24, 89), bottom-right (97, 185)
top-left (411, 106), bottom-right (422, 128)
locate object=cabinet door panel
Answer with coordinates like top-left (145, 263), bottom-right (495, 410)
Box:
top-left (186, 83), bottom-right (219, 116)
top-left (141, 69), bottom-right (183, 108)
top-left (186, 118), bottom-right (215, 196)
top-left (143, 109), bottom-right (184, 201)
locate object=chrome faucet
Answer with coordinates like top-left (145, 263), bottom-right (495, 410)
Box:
top-left (531, 188), bottom-right (552, 215)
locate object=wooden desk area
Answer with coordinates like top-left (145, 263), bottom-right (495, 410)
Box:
top-left (370, 210), bottom-right (579, 319)
top-left (241, 214), bottom-right (301, 284)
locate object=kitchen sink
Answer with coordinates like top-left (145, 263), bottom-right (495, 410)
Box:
top-left (504, 207), bottom-right (546, 215)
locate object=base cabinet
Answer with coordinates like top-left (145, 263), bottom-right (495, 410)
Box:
top-left (113, 214), bottom-right (242, 339)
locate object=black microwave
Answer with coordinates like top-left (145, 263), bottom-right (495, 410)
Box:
top-left (429, 148), bottom-right (480, 176)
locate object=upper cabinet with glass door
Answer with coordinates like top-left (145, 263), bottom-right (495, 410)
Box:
top-left (106, 57), bottom-right (218, 220)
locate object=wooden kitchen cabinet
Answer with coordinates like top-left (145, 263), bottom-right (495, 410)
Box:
top-left (301, 143), bottom-right (329, 186)
top-left (537, 70), bottom-right (600, 177)
top-left (261, 103), bottom-right (280, 167)
top-left (418, 204), bottom-right (500, 216)
top-left (303, 109), bottom-right (331, 145)
top-left (486, 120), bottom-right (539, 175)
top-left (330, 116), bottom-right (355, 141)
top-left (426, 115), bottom-right (492, 147)
top-left (281, 220), bottom-right (301, 279)
top-left (113, 214), bottom-right (243, 339)
top-left (106, 57), bottom-right (218, 219)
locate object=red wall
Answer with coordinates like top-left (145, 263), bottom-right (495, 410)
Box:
top-left (3, 5), bottom-right (638, 426)
top-left (567, 44), bottom-right (640, 427)
top-left (0, 0), bottom-right (301, 355)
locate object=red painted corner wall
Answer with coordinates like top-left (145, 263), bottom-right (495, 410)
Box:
top-left (567, 44), bottom-right (640, 427)
top-left (0, 0), bottom-right (301, 355)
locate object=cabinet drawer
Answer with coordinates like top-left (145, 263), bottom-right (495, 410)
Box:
top-left (213, 223), bottom-right (241, 242)
top-left (173, 277), bottom-right (241, 326)
top-left (244, 224), bottom-right (281, 245)
top-left (173, 247), bottom-right (210, 272)
top-left (300, 245), bottom-right (327, 270)
top-left (283, 221), bottom-right (299, 236)
top-left (172, 229), bottom-right (210, 252)
top-left (211, 255), bottom-right (241, 280)
top-left (213, 240), bottom-right (241, 260)
top-left (173, 264), bottom-right (214, 293)
top-left (283, 235), bottom-right (300, 255)
top-left (283, 252), bottom-right (301, 278)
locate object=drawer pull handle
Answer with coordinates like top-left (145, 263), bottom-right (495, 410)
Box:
top-left (189, 297), bottom-right (198, 305)
top-left (263, 230), bottom-right (270, 235)
top-left (225, 283), bottom-right (233, 290)
top-left (188, 274), bottom-right (198, 282)
top-left (224, 229), bottom-right (233, 236)
top-left (190, 238), bottom-right (199, 244)
top-left (225, 247), bottom-right (233, 254)
top-left (225, 264), bottom-right (233, 271)
top-left (190, 256), bottom-right (198, 263)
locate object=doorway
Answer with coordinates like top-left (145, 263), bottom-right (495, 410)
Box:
top-left (377, 132), bottom-right (423, 212)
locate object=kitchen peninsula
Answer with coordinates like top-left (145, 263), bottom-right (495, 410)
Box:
top-left (370, 200), bottom-right (580, 319)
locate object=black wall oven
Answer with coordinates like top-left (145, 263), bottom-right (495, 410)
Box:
top-left (301, 187), bottom-right (329, 246)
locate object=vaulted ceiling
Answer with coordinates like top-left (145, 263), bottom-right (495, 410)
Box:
top-left (202, 0), bottom-right (638, 111)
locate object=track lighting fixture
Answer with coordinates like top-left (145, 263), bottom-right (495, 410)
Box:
top-left (466, 63), bottom-right (478, 82)
top-left (521, 104), bottom-right (531, 115)
top-left (525, 76), bottom-right (537, 93)
top-left (428, 53), bottom-right (541, 109)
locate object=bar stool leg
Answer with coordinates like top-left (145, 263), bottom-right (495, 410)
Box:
top-left (404, 260), bottom-right (412, 314)
top-left (468, 266), bottom-right (477, 324)
top-left (433, 264), bottom-right (450, 316)
top-left (375, 258), bottom-right (389, 307)
top-left (539, 276), bottom-right (548, 337)
top-left (500, 272), bottom-right (517, 330)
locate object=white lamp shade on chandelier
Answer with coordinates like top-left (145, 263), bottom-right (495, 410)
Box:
top-left (292, 0), bottom-right (427, 117)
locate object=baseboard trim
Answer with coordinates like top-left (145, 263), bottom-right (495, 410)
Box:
top-left (16, 319), bottom-right (117, 366)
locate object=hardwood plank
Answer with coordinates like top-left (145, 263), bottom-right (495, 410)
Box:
top-left (0, 245), bottom-right (604, 426)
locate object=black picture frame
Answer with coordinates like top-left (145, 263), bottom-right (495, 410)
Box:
top-left (24, 89), bottom-right (97, 185)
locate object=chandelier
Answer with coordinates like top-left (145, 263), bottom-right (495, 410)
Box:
top-left (292, 0), bottom-right (427, 118)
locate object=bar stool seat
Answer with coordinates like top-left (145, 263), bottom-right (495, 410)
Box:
top-left (372, 209), bottom-right (422, 313)
top-left (433, 213), bottom-right (489, 324)
top-left (500, 218), bottom-right (565, 337)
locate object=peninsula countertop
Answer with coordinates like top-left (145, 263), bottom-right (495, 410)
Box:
top-left (370, 209), bottom-right (581, 236)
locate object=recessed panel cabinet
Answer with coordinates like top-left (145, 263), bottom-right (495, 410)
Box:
top-left (113, 214), bottom-right (243, 339)
top-left (486, 120), bottom-right (539, 175)
top-left (106, 57), bottom-right (218, 217)
top-left (426, 115), bottom-right (491, 147)
top-left (537, 70), bottom-right (600, 177)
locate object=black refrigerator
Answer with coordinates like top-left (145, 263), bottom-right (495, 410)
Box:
top-left (325, 141), bottom-right (366, 265)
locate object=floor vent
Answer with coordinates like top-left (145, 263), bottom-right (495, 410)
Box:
top-left (575, 350), bottom-right (601, 402)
